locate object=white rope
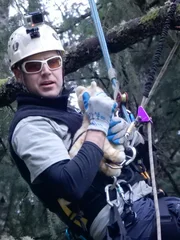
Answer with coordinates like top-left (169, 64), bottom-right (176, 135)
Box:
top-left (147, 122), bottom-right (162, 240)
top-left (139, 39), bottom-right (180, 240)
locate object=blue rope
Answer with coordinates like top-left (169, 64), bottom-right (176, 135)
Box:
top-left (88, 0), bottom-right (112, 70)
top-left (88, 0), bottom-right (131, 123)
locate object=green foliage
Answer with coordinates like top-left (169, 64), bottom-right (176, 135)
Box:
top-left (0, 79), bottom-right (8, 86)
top-left (176, 4), bottom-right (180, 13)
top-left (97, 0), bottom-right (142, 28)
top-left (0, 0), bottom-right (13, 78)
top-left (0, 0), bottom-right (13, 9)
top-left (28, 0), bottom-right (42, 12)
top-left (0, 0), bottom-right (180, 239)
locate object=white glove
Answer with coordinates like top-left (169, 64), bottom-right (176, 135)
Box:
top-left (107, 116), bottom-right (145, 146)
top-left (82, 92), bottom-right (117, 135)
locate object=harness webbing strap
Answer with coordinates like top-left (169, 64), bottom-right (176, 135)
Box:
top-left (150, 197), bottom-right (180, 240)
top-left (58, 199), bottom-right (88, 229)
top-left (158, 198), bottom-right (172, 223)
top-left (103, 205), bottom-right (132, 240)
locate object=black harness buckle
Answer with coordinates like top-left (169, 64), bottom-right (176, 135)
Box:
top-left (121, 204), bottom-right (137, 228)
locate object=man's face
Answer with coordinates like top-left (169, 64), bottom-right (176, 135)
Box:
top-left (19, 51), bottom-right (63, 97)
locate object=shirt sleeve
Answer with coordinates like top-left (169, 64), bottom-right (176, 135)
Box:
top-left (39, 142), bottom-right (103, 202)
top-left (12, 116), bottom-right (104, 201)
top-left (11, 116), bottom-right (71, 182)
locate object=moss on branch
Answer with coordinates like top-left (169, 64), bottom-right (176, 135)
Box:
top-left (1, 3), bottom-right (180, 107)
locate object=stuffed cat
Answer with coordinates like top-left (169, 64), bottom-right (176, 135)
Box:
top-left (69, 81), bottom-right (126, 177)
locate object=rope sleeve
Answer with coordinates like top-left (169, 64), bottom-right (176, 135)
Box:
top-left (143, 2), bottom-right (176, 98)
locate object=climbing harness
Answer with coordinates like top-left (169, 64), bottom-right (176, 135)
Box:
top-left (124, 2), bottom-right (177, 240)
top-left (58, 198), bottom-right (90, 240)
top-left (87, 0), bottom-right (179, 240)
top-left (105, 177), bottom-right (136, 226)
top-left (63, 0), bottom-right (179, 239)
top-left (104, 177), bottom-right (136, 239)
top-left (65, 229), bottom-right (87, 240)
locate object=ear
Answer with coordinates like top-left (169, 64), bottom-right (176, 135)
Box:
top-left (75, 86), bottom-right (85, 97)
top-left (12, 68), bottom-right (23, 83)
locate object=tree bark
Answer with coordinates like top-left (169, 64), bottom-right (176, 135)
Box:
top-left (1, 3), bottom-right (180, 107)
top-left (0, 77), bottom-right (26, 107)
top-left (64, 4), bottom-right (179, 74)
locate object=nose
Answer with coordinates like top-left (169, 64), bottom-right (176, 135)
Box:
top-left (41, 62), bottom-right (51, 75)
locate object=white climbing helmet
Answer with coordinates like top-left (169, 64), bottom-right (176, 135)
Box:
top-left (8, 23), bottom-right (64, 68)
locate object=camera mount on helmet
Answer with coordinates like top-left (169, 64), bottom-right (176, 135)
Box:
top-left (24, 12), bottom-right (44, 39)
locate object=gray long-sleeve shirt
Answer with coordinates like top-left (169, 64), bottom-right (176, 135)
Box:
top-left (12, 116), bottom-right (72, 183)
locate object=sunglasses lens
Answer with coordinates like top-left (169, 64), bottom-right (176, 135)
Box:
top-left (23, 56), bottom-right (62, 73)
top-left (47, 57), bottom-right (62, 69)
top-left (24, 62), bottom-right (42, 73)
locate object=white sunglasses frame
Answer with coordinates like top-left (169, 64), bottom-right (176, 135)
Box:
top-left (21, 55), bottom-right (63, 74)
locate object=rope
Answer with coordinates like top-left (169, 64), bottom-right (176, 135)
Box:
top-left (147, 122), bottom-right (162, 240)
top-left (143, 1), bottom-right (177, 98)
top-left (88, 0), bottom-right (131, 122)
top-left (89, 2), bottom-right (177, 240)
top-left (141, 3), bottom-right (178, 240)
top-left (141, 37), bottom-right (180, 107)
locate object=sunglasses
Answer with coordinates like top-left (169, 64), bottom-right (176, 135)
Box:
top-left (21, 55), bottom-right (63, 74)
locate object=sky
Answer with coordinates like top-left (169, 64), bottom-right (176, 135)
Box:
top-left (9, 0), bottom-right (90, 24)
top-left (45, 0), bottom-right (89, 25)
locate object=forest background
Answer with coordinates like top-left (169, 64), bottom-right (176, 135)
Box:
top-left (0, 0), bottom-right (180, 239)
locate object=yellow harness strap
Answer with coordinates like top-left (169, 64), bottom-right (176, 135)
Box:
top-left (58, 198), bottom-right (88, 228)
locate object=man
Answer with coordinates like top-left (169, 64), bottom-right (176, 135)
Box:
top-left (8, 15), bottom-right (180, 240)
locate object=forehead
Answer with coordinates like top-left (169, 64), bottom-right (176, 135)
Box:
top-left (25, 50), bottom-right (58, 61)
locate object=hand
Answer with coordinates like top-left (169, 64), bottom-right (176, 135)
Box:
top-left (82, 92), bottom-right (117, 135)
top-left (107, 116), bottom-right (144, 146)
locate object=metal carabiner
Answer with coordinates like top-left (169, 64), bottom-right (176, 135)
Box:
top-left (105, 184), bottom-right (120, 207)
top-left (125, 146), bottom-right (136, 165)
top-left (110, 176), bottom-right (118, 190)
top-left (120, 146), bottom-right (136, 167)
top-left (105, 162), bottom-right (122, 169)
top-left (116, 179), bottom-right (133, 204)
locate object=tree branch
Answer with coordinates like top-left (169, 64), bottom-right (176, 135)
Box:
top-left (64, 4), bottom-right (180, 75)
top-left (170, 96), bottom-right (180, 102)
top-left (55, 5), bottom-right (102, 34)
top-left (0, 77), bottom-right (26, 108)
top-left (1, 4), bottom-right (180, 107)
top-left (56, 11), bottom-right (91, 34)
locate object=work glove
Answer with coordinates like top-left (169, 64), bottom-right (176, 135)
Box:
top-left (107, 116), bottom-right (145, 146)
top-left (82, 92), bottom-right (117, 135)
